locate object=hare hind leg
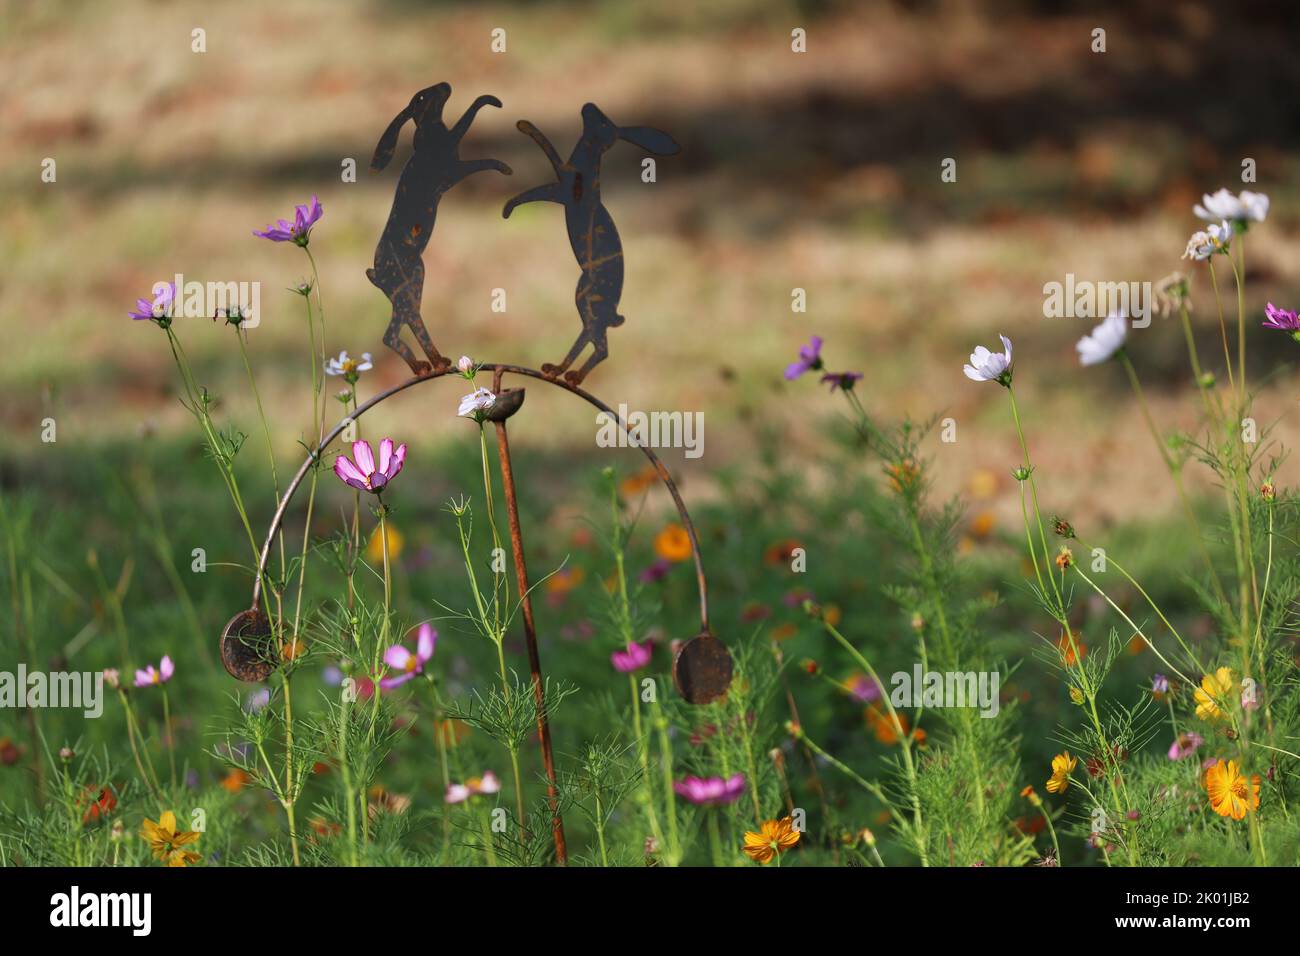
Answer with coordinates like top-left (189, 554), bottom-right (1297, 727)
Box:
top-left (543, 277), bottom-right (596, 378)
top-left (383, 316), bottom-right (432, 377)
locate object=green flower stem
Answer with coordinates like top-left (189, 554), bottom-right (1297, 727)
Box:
top-left (1118, 351), bottom-right (1224, 602)
top-left (818, 617), bottom-right (927, 864)
top-left (1007, 385), bottom-right (1062, 614)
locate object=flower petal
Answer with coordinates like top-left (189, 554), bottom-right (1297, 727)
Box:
top-left (352, 440), bottom-right (375, 477)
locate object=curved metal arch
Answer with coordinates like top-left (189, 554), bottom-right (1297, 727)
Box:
top-left (248, 364), bottom-right (710, 632)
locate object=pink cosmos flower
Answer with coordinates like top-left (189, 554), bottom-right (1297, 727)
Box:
top-left (845, 673), bottom-right (881, 703)
top-left (1262, 302), bottom-right (1300, 333)
top-left (445, 772), bottom-right (502, 804)
top-left (128, 282), bottom-right (177, 324)
top-left (1167, 731), bottom-right (1204, 761)
top-left (380, 623), bottom-right (436, 690)
top-left (611, 639), bottom-right (653, 673)
top-left (134, 655), bottom-right (174, 688)
top-left (673, 773), bottom-right (746, 806)
top-left (639, 558), bottom-right (672, 584)
top-left (334, 438), bottom-right (406, 494)
top-left (254, 195), bottom-right (323, 246)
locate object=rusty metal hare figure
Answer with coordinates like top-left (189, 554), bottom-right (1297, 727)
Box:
top-left (369, 83), bottom-right (511, 375)
top-left (503, 103), bottom-right (679, 384)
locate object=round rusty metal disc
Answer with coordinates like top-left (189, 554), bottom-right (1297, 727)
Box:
top-left (672, 631), bottom-right (733, 704)
top-left (220, 608), bottom-right (277, 682)
top-left (484, 387), bottom-right (525, 422)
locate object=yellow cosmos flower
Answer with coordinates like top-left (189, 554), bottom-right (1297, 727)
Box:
top-left (1194, 667), bottom-right (1235, 721)
top-left (1045, 751), bottom-right (1077, 794)
top-left (140, 810), bottom-right (201, 867)
top-left (742, 816), bottom-right (801, 864)
top-left (366, 522), bottom-right (405, 565)
top-left (1204, 759), bottom-right (1260, 820)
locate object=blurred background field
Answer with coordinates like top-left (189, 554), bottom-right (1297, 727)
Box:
top-left (2, 0), bottom-right (1300, 864)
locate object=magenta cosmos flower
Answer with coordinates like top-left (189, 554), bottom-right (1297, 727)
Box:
top-left (673, 773), bottom-right (746, 806)
top-left (1262, 303), bottom-right (1300, 335)
top-left (334, 438), bottom-right (406, 494)
top-left (380, 623), bottom-right (436, 690)
top-left (254, 195), bottom-right (323, 246)
top-left (611, 639), bottom-right (653, 673)
top-left (134, 655), bottom-right (174, 688)
top-left (1167, 731), bottom-right (1204, 761)
top-left (784, 335), bottom-right (824, 380)
top-left (446, 772), bottom-right (501, 805)
top-left (128, 282), bottom-right (177, 324)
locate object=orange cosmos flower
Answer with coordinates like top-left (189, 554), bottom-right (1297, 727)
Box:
top-left (1204, 759), bottom-right (1260, 820)
top-left (1057, 631), bottom-right (1086, 666)
top-left (654, 523), bottom-right (693, 562)
top-left (619, 466), bottom-right (659, 498)
top-left (742, 816), bottom-right (801, 864)
top-left (220, 768), bottom-right (251, 793)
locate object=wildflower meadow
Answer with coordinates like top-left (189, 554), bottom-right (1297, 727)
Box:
top-left (3, 0), bottom-right (1298, 937)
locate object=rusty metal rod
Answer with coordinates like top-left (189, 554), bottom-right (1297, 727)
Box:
top-left (489, 369), bottom-right (567, 863)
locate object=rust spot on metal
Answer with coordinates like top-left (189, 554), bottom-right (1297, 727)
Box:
top-left (219, 608), bottom-right (277, 682)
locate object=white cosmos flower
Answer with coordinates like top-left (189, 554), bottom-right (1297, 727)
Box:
top-left (1193, 188), bottom-right (1244, 222)
top-left (963, 334), bottom-right (1013, 384)
top-left (457, 387), bottom-right (496, 418)
top-left (1193, 187), bottom-right (1269, 225)
top-left (1077, 311), bottom-right (1128, 366)
top-left (325, 350), bottom-right (373, 378)
top-left (1182, 219), bottom-right (1232, 261)
top-left (456, 355), bottom-right (475, 373)
top-left (1238, 190), bottom-right (1269, 223)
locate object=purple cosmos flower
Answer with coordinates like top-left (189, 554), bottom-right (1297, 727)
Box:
top-left (1151, 673), bottom-right (1170, 695)
top-left (639, 558), bottom-right (672, 584)
top-left (1167, 731), bottom-right (1204, 761)
top-left (254, 195), bottom-right (323, 246)
top-left (963, 335), bottom-right (1013, 385)
top-left (784, 336), bottom-right (824, 380)
top-left (820, 371), bottom-right (863, 391)
top-left (333, 438), bottom-right (407, 494)
top-left (134, 655), bottom-right (174, 688)
top-left (128, 282), bottom-right (177, 324)
top-left (1263, 302), bottom-right (1300, 333)
top-left (611, 639), bottom-right (653, 673)
top-left (673, 773), bottom-right (746, 806)
top-left (380, 623), bottom-right (436, 690)
top-left (445, 772), bottom-right (501, 804)
top-left (243, 687), bottom-right (271, 714)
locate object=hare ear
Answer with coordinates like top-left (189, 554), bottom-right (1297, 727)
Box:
top-left (371, 108), bottom-right (413, 171)
top-left (618, 126), bottom-right (680, 156)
